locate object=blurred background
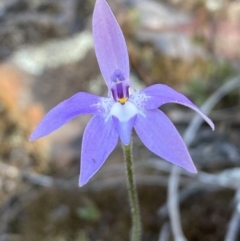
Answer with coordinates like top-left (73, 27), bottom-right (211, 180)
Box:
top-left (0, 0), bottom-right (240, 240)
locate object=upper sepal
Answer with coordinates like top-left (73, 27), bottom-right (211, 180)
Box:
top-left (93, 0), bottom-right (130, 88)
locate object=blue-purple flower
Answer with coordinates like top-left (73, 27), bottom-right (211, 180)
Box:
top-left (30, 0), bottom-right (214, 186)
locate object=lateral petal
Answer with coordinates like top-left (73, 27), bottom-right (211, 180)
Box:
top-left (130, 84), bottom-right (214, 130)
top-left (79, 114), bottom-right (118, 186)
top-left (134, 109), bottom-right (197, 173)
top-left (93, 0), bottom-right (129, 87)
top-left (30, 92), bottom-right (113, 141)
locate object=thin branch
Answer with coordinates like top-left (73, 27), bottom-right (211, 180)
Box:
top-left (224, 190), bottom-right (240, 241)
top-left (168, 166), bottom-right (187, 241)
top-left (159, 182), bottom-right (219, 218)
top-left (159, 168), bottom-right (240, 218)
top-left (184, 76), bottom-right (240, 146)
top-left (158, 222), bottom-right (170, 241)
top-left (167, 76), bottom-right (240, 241)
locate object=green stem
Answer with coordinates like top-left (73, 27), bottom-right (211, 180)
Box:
top-left (123, 143), bottom-right (141, 241)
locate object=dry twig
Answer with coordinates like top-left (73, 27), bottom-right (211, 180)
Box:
top-left (167, 76), bottom-right (240, 241)
top-left (224, 189), bottom-right (240, 241)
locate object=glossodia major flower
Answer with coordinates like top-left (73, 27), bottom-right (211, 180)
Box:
top-left (30, 0), bottom-right (214, 186)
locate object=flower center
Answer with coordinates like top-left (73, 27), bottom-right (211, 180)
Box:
top-left (111, 69), bottom-right (130, 104)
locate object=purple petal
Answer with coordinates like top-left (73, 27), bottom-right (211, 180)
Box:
top-left (93, 0), bottom-right (129, 87)
top-left (30, 92), bottom-right (108, 141)
top-left (130, 84), bottom-right (214, 130)
top-left (134, 110), bottom-right (197, 173)
top-left (79, 114), bottom-right (118, 186)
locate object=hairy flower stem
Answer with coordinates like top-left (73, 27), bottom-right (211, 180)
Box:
top-left (123, 143), bottom-right (141, 241)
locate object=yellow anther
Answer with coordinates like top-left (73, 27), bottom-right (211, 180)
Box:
top-left (118, 98), bottom-right (128, 104)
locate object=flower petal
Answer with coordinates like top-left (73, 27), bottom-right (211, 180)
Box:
top-left (130, 84), bottom-right (214, 130)
top-left (112, 115), bottom-right (136, 145)
top-left (110, 101), bottom-right (138, 145)
top-left (93, 0), bottom-right (129, 87)
top-left (134, 109), bottom-right (197, 173)
top-left (79, 114), bottom-right (118, 186)
top-left (30, 92), bottom-right (112, 141)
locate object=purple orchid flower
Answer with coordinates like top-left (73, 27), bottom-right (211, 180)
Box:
top-left (30, 0), bottom-right (214, 187)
